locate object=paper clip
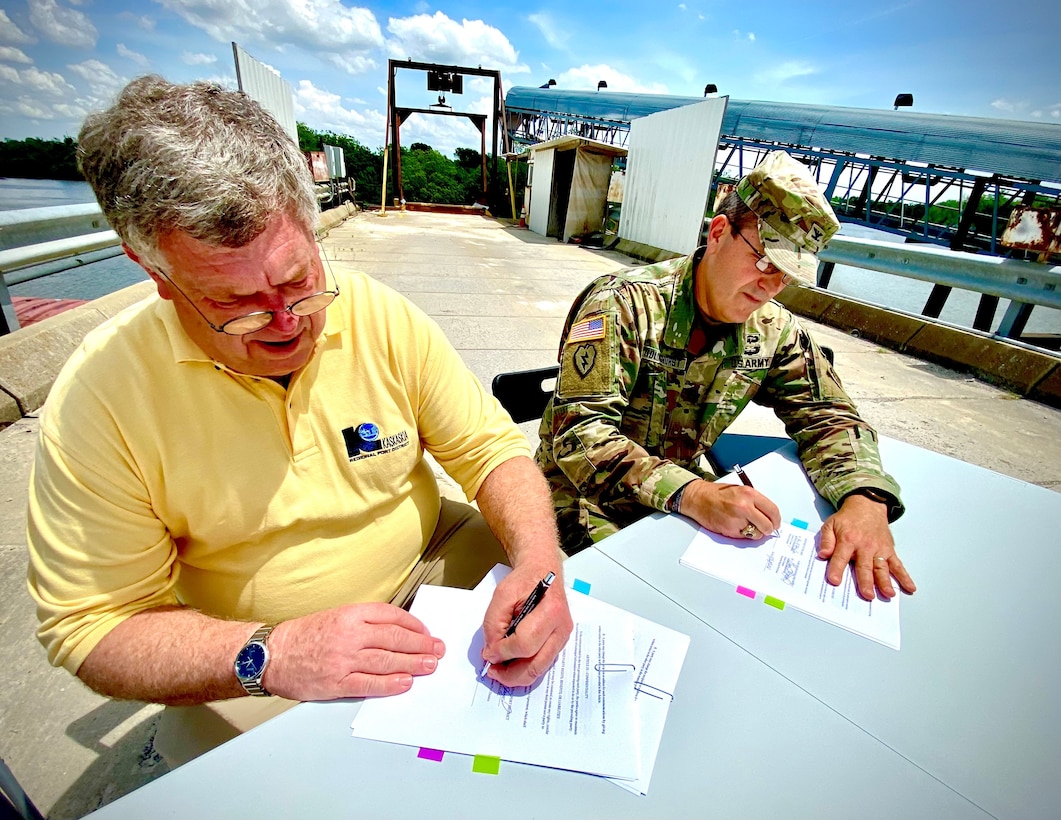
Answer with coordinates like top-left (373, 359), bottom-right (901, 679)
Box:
top-left (594, 663), bottom-right (636, 673)
top-left (634, 681), bottom-right (674, 702)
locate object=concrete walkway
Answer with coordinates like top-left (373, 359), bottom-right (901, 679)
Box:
top-left (2, 209), bottom-right (1059, 818)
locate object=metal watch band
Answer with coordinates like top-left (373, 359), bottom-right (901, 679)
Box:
top-left (238, 624), bottom-right (275, 697)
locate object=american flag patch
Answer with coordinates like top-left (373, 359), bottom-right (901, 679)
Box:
top-left (567, 315), bottom-right (605, 343)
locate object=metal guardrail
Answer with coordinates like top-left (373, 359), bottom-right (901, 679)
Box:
top-left (1, 205), bottom-right (1058, 343)
top-left (818, 236), bottom-right (1060, 339)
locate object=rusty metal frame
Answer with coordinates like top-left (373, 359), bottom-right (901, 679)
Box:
top-left (384, 59), bottom-right (506, 209)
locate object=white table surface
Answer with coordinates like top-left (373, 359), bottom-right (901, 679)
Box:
top-left (595, 435), bottom-right (1061, 820)
top-left (87, 543), bottom-right (995, 819)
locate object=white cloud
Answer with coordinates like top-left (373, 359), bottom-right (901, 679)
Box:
top-left (0, 45), bottom-right (33, 64)
top-left (118, 11), bottom-right (156, 31)
top-left (527, 12), bottom-right (568, 51)
top-left (181, 51), bottom-right (218, 65)
top-left (66, 58), bottom-right (126, 99)
top-left (5, 65), bottom-right (76, 96)
top-left (748, 32), bottom-right (756, 41)
top-left (294, 79), bottom-right (386, 145)
top-left (0, 9), bottom-right (35, 44)
top-left (753, 60), bottom-right (817, 84)
top-left (678, 3), bottom-right (687, 9)
top-left (556, 64), bottom-right (669, 94)
top-left (27, 0), bottom-right (97, 48)
top-left (155, 0), bottom-right (382, 73)
top-left (117, 43), bottom-right (150, 68)
top-left (386, 12), bottom-right (528, 75)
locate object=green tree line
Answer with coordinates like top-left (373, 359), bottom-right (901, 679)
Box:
top-left (0, 137), bottom-right (81, 180)
top-left (298, 124), bottom-right (524, 214)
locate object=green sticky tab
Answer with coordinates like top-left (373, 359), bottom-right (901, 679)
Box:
top-left (763, 595), bottom-right (785, 610)
top-left (472, 755), bottom-right (501, 775)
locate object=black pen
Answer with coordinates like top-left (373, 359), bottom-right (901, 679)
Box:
top-left (733, 464), bottom-right (780, 536)
top-left (479, 571), bottom-right (555, 679)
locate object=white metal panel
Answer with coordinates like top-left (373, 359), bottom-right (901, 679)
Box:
top-left (324, 144), bottom-right (346, 179)
top-left (232, 42), bottom-right (298, 144)
top-left (619, 97), bottom-right (728, 254)
top-left (527, 147), bottom-right (555, 237)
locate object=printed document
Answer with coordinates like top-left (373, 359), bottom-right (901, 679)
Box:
top-left (351, 583), bottom-right (641, 780)
top-left (680, 523), bottom-right (901, 649)
top-left (471, 565), bottom-right (690, 794)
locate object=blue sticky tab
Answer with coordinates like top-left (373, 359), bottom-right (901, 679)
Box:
top-left (572, 579), bottom-right (591, 595)
top-left (790, 519), bottom-right (809, 530)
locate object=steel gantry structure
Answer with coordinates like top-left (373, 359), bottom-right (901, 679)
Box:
top-left (504, 87), bottom-right (1061, 259)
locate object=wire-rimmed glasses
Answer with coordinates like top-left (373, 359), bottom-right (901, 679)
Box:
top-left (154, 243), bottom-right (339, 335)
top-left (734, 230), bottom-right (794, 285)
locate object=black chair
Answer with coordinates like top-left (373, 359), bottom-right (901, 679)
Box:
top-left (491, 366), bottom-right (559, 423)
top-left (1, 757), bottom-right (44, 820)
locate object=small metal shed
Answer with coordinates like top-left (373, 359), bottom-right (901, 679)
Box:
top-left (525, 136), bottom-right (627, 242)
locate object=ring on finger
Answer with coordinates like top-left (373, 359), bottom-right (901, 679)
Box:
top-left (740, 523), bottom-right (759, 538)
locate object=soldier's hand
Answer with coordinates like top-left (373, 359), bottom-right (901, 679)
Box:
top-left (818, 495), bottom-right (916, 600)
top-left (678, 479), bottom-right (781, 541)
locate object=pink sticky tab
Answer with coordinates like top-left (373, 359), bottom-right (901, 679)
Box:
top-left (736, 586), bottom-right (756, 599)
top-left (417, 748), bottom-right (444, 762)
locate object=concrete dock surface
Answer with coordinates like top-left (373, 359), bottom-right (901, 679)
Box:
top-left (2, 209), bottom-right (1059, 817)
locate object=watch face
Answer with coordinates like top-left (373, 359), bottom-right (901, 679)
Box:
top-left (235, 642), bottom-right (267, 680)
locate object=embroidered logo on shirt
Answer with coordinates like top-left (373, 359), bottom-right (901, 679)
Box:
top-left (573, 343), bottom-right (597, 377)
top-left (567, 315), bottom-right (605, 343)
top-left (343, 422), bottom-right (411, 461)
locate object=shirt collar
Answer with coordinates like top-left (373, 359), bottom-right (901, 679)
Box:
top-left (663, 249), bottom-right (705, 350)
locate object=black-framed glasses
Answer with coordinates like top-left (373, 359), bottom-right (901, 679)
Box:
top-left (154, 243), bottom-right (340, 335)
top-left (735, 230), bottom-right (794, 285)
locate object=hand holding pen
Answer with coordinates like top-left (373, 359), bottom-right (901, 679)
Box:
top-left (479, 571), bottom-right (555, 679)
top-left (732, 464), bottom-right (780, 538)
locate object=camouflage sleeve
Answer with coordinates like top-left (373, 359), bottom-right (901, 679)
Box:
top-left (546, 282), bottom-right (699, 512)
top-left (756, 315), bottom-right (905, 520)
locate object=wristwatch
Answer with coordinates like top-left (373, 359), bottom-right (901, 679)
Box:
top-left (234, 624), bottom-right (276, 697)
top-left (843, 487), bottom-right (903, 523)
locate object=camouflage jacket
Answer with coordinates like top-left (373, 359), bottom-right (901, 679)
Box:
top-left (535, 252), bottom-right (904, 552)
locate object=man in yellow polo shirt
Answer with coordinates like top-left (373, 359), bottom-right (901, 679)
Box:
top-left (26, 75), bottom-right (572, 766)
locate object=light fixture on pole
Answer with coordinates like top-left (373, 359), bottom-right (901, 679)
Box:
top-left (704, 84), bottom-right (718, 97)
top-left (893, 93), bottom-right (913, 110)
top-left (539, 78), bottom-right (556, 89)
top-left (597, 80), bottom-right (608, 91)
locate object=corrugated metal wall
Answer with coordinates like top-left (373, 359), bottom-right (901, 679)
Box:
top-left (620, 98), bottom-right (728, 254)
top-left (232, 42), bottom-right (298, 145)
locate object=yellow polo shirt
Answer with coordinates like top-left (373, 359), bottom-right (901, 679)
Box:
top-left (27, 269), bottom-right (529, 673)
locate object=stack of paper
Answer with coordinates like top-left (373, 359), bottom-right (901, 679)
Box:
top-left (679, 523), bottom-right (901, 649)
top-left (350, 566), bottom-right (689, 795)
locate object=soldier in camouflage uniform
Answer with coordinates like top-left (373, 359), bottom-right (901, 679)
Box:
top-left (536, 150), bottom-right (916, 601)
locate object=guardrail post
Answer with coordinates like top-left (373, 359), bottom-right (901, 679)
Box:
top-left (0, 275), bottom-right (20, 334)
top-left (922, 284), bottom-right (951, 318)
top-left (973, 294), bottom-right (999, 331)
top-left (996, 302), bottom-right (1034, 339)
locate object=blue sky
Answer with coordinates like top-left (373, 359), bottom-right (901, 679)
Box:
top-left (1, 0), bottom-right (1058, 158)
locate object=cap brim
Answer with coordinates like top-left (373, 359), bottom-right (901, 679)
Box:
top-left (760, 222), bottom-right (819, 283)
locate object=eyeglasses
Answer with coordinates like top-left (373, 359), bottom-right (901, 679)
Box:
top-left (154, 244), bottom-right (340, 336)
top-left (735, 230), bottom-right (794, 285)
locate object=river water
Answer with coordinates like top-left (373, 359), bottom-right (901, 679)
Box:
top-left (2, 177), bottom-right (1058, 334)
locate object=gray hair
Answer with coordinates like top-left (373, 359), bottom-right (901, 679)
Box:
top-left (78, 75), bottom-right (318, 269)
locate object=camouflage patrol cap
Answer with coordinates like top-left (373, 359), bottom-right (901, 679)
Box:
top-left (736, 150), bottom-right (840, 282)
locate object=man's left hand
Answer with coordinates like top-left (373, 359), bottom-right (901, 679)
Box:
top-left (480, 563), bottom-right (573, 688)
top-left (817, 494), bottom-right (916, 600)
